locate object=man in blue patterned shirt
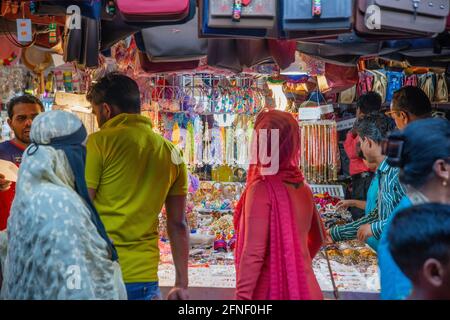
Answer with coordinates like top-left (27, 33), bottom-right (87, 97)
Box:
top-left (328, 113), bottom-right (406, 245)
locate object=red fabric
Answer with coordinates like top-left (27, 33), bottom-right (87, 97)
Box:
top-left (343, 131), bottom-right (370, 176)
top-left (324, 63), bottom-right (359, 94)
top-left (0, 141), bottom-right (24, 231)
top-left (234, 110), bottom-right (324, 300)
top-left (138, 52), bottom-right (199, 74)
top-left (268, 40), bottom-right (296, 70)
top-left (0, 184), bottom-right (15, 231)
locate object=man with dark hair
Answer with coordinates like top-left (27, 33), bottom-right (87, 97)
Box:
top-left (388, 203), bottom-right (450, 300)
top-left (341, 92), bottom-right (382, 220)
top-left (87, 73), bottom-right (141, 126)
top-left (327, 113), bottom-right (406, 246)
top-left (356, 91), bottom-right (383, 117)
top-left (0, 94), bottom-right (44, 230)
top-left (85, 73), bottom-right (189, 301)
top-left (387, 86), bottom-right (432, 130)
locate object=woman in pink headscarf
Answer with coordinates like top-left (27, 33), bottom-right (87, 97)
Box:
top-left (234, 110), bottom-right (324, 300)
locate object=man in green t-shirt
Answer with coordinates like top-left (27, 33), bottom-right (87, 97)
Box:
top-left (85, 73), bottom-right (189, 300)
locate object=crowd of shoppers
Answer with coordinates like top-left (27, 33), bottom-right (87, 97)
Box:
top-left (0, 75), bottom-right (449, 300)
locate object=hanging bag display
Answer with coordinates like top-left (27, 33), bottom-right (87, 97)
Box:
top-left (338, 85), bottom-right (357, 104)
top-left (63, 14), bottom-right (82, 65)
top-left (138, 52), bottom-right (200, 73)
top-left (207, 39), bottom-right (272, 72)
top-left (357, 71), bottom-right (374, 97)
top-left (404, 74), bottom-right (418, 87)
top-left (368, 70), bottom-right (387, 103)
top-left (116, 0), bottom-right (190, 22)
top-left (135, 11), bottom-right (207, 62)
top-left (419, 73), bottom-right (436, 102)
top-left (385, 71), bottom-right (405, 103)
top-left (81, 17), bottom-right (100, 68)
top-left (207, 39), bottom-right (242, 73)
top-left (199, 0), bottom-right (268, 38)
top-left (296, 32), bottom-right (405, 66)
top-left (208, 0), bottom-right (276, 29)
top-left (101, 0), bottom-right (196, 51)
top-left (236, 39), bottom-right (272, 68)
top-left (283, 0), bottom-right (353, 33)
top-left (63, 15), bottom-right (100, 68)
top-left (356, 0), bottom-right (449, 37)
top-left (435, 73), bottom-right (448, 103)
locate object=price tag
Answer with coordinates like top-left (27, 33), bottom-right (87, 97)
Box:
top-left (16, 19), bottom-right (33, 43)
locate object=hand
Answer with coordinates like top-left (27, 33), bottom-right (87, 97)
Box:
top-left (167, 287), bottom-right (189, 300)
top-left (324, 229), bottom-right (335, 244)
top-left (0, 174), bottom-right (11, 192)
top-left (357, 224), bottom-right (373, 242)
top-left (336, 200), bottom-right (355, 210)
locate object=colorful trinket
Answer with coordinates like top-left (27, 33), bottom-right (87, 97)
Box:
top-left (232, 0), bottom-right (243, 22)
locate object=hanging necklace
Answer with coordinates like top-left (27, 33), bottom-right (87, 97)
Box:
top-left (203, 124), bottom-right (211, 165)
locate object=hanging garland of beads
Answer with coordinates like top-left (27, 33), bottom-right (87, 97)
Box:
top-left (0, 52), bottom-right (18, 66)
top-left (300, 121), bottom-right (339, 184)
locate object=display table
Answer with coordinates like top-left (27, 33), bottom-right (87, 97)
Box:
top-left (158, 257), bottom-right (380, 300)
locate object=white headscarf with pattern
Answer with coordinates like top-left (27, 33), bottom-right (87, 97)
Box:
top-left (0, 111), bottom-right (126, 300)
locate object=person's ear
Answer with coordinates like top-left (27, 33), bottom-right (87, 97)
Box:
top-left (7, 118), bottom-right (12, 128)
top-left (366, 138), bottom-right (374, 149)
top-left (423, 258), bottom-right (444, 287)
top-left (356, 108), bottom-right (362, 118)
top-left (399, 111), bottom-right (409, 124)
top-left (433, 159), bottom-right (450, 183)
top-left (399, 111), bottom-right (407, 119)
top-left (103, 103), bottom-right (112, 118)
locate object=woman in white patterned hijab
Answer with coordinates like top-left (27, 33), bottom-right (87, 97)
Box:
top-left (0, 110), bottom-right (126, 300)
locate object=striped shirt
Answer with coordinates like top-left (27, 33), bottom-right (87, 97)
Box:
top-left (330, 158), bottom-right (406, 241)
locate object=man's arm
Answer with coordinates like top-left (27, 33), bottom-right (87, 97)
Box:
top-left (329, 208), bottom-right (379, 242)
top-left (370, 218), bottom-right (389, 240)
top-left (165, 195), bottom-right (189, 300)
top-left (85, 136), bottom-right (102, 202)
top-left (0, 174), bottom-right (11, 192)
top-left (88, 188), bottom-right (97, 202)
top-left (352, 200), bottom-right (367, 211)
top-left (336, 199), bottom-right (367, 211)
top-left (370, 169), bottom-right (407, 239)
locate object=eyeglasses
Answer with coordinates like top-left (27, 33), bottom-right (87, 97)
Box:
top-left (385, 110), bottom-right (402, 118)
